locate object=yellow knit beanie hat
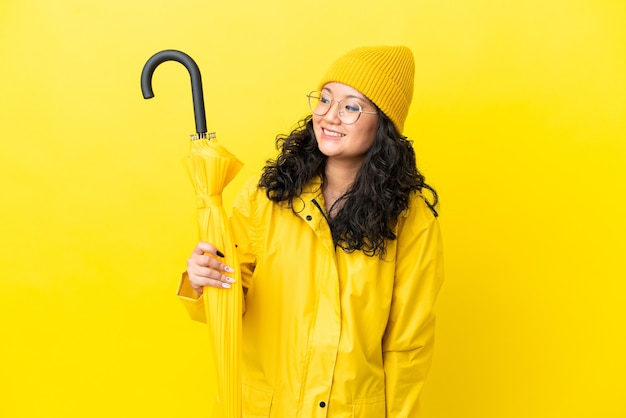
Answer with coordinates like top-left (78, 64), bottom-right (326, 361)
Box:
top-left (318, 45), bottom-right (415, 133)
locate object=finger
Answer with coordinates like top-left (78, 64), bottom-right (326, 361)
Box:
top-left (193, 241), bottom-right (222, 256)
top-left (191, 275), bottom-right (233, 294)
top-left (188, 253), bottom-right (234, 274)
top-left (192, 242), bottom-right (233, 270)
top-left (188, 264), bottom-right (236, 287)
top-left (190, 272), bottom-right (236, 290)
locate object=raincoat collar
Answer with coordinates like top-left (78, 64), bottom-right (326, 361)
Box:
top-left (301, 176), bottom-right (324, 201)
top-left (293, 176), bottom-right (336, 253)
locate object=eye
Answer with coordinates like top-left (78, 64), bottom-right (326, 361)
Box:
top-left (320, 94), bottom-right (332, 105)
top-left (344, 101), bottom-right (362, 113)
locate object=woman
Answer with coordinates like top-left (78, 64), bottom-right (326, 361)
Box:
top-left (178, 45), bottom-right (444, 417)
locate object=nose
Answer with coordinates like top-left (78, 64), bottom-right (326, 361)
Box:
top-left (323, 100), bottom-right (342, 123)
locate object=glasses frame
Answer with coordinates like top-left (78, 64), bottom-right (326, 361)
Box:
top-left (307, 90), bottom-right (378, 125)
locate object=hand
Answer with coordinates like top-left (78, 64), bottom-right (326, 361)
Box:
top-left (186, 242), bottom-right (235, 295)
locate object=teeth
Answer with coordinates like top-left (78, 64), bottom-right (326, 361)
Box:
top-left (323, 128), bottom-right (345, 137)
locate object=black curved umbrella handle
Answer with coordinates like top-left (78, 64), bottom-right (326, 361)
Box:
top-left (141, 49), bottom-right (207, 135)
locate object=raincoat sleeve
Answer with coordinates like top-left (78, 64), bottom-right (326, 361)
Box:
top-left (176, 177), bottom-right (258, 321)
top-left (176, 271), bottom-right (206, 322)
top-left (382, 196), bottom-right (444, 417)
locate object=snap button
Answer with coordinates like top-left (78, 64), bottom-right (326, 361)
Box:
top-left (306, 215), bottom-right (312, 221)
top-left (319, 401), bottom-right (326, 408)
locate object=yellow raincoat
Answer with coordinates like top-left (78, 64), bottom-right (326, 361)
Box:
top-left (178, 176), bottom-right (444, 417)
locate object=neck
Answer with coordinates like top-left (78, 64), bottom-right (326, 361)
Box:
top-left (322, 159), bottom-right (361, 215)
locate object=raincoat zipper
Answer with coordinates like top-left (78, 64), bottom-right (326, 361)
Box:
top-left (311, 199), bottom-right (330, 225)
top-left (312, 198), bottom-right (338, 252)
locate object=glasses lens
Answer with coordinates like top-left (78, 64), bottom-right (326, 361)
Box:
top-left (338, 100), bottom-right (362, 124)
top-left (307, 91), bottom-right (326, 115)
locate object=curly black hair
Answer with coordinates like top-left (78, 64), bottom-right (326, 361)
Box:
top-left (258, 111), bottom-right (438, 257)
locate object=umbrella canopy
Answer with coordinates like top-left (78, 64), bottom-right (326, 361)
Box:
top-left (141, 50), bottom-right (243, 417)
top-left (187, 136), bottom-right (243, 417)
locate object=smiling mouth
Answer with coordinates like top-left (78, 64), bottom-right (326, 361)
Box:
top-left (323, 128), bottom-right (345, 138)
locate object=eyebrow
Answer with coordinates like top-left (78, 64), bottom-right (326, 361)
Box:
top-left (321, 86), bottom-right (369, 103)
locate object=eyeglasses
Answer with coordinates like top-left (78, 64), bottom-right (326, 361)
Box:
top-left (307, 90), bottom-right (378, 125)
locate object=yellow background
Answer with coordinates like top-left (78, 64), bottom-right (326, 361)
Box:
top-left (1, 0), bottom-right (625, 417)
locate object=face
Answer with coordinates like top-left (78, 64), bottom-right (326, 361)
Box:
top-left (312, 82), bottom-right (378, 166)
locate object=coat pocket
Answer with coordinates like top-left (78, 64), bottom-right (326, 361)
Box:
top-left (243, 383), bottom-right (274, 418)
top-left (351, 394), bottom-right (386, 417)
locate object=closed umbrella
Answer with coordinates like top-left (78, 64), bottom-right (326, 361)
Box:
top-left (141, 49), bottom-right (242, 418)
